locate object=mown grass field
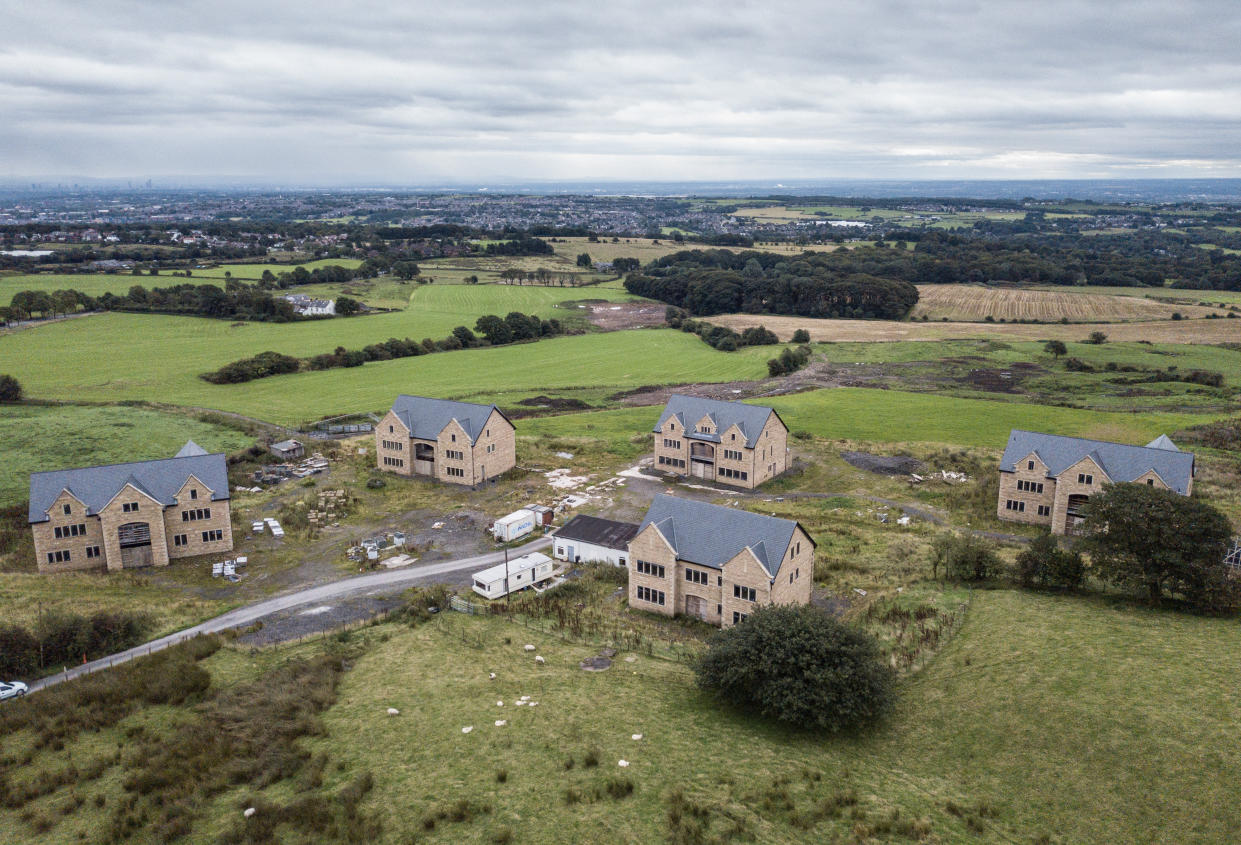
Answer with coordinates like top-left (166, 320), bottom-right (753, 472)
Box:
top-left (0, 259), bottom-right (363, 305)
top-left (0, 404), bottom-right (254, 506)
top-left (523, 387), bottom-right (1221, 450)
top-left (0, 326), bottom-right (770, 426)
top-left (912, 284), bottom-right (1220, 322)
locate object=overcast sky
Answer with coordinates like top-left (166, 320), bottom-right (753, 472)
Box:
top-left (3, 0), bottom-right (1240, 184)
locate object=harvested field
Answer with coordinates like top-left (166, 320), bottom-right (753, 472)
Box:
top-left (912, 284), bottom-right (1221, 322)
top-left (710, 313), bottom-right (1241, 344)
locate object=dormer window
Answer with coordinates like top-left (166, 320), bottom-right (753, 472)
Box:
top-left (63, 504), bottom-right (72, 515)
top-left (1078, 473), bottom-right (1093, 485)
top-left (122, 501), bottom-right (139, 513)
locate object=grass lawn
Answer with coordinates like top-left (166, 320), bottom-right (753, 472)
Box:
top-left (0, 326), bottom-right (769, 426)
top-left (0, 404), bottom-right (255, 506)
top-left (296, 589), bottom-right (1241, 843)
top-left (523, 388), bottom-right (1221, 450)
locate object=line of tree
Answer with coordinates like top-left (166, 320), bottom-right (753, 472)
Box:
top-left (480, 236), bottom-right (555, 256)
top-left (625, 249), bottom-right (920, 319)
top-left (0, 609), bottom-right (152, 677)
top-left (201, 311), bottom-right (566, 384)
top-left (664, 306), bottom-right (780, 351)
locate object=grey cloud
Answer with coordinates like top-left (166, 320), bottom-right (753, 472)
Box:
top-left (2, 0), bottom-right (1239, 182)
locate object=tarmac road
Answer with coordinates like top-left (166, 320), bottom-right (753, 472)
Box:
top-left (27, 535), bottom-right (552, 695)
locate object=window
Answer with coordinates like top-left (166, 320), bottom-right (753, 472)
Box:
top-left (730, 433), bottom-right (736, 441)
top-left (487, 444), bottom-right (495, 454)
top-left (47, 550), bottom-right (72, 563)
top-left (717, 604), bottom-right (722, 614)
top-left (1037, 505), bottom-right (1051, 517)
top-left (201, 529), bottom-right (223, 543)
top-left (719, 468), bottom-right (748, 481)
top-left (63, 503), bottom-right (72, 515)
top-left (670, 423), bottom-right (675, 431)
top-left (383, 456), bottom-right (405, 467)
top-left (446, 467), bottom-right (465, 478)
top-left (54, 524), bottom-right (86, 538)
top-left (1027, 460), bottom-right (1035, 471)
top-left (1017, 480), bottom-right (1044, 493)
top-left (636, 586), bottom-right (665, 606)
top-left (182, 508), bottom-right (211, 522)
top-left (174, 534), bottom-right (188, 547)
top-left (189, 488), bottom-right (198, 500)
top-left (657, 456), bottom-right (686, 469)
top-left (1147, 478), bottom-right (1154, 486)
top-left (122, 501), bottom-right (139, 513)
top-left (685, 568), bottom-right (709, 585)
top-left (723, 449), bottom-right (743, 461)
top-left (451, 434), bottom-right (456, 443)
top-left (1078, 473), bottom-right (1093, 485)
top-left (636, 560), bottom-right (665, 578)
top-left (485, 428), bottom-right (490, 437)
top-left (717, 575), bottom-right (722, 586)
top-left (389, 424), bottom-right (394, 433)
top-left (732, 611), bottom-right (748, 625)
top-left (446, 449), bottom-right (465, 461)
top-left (733, 584), bottom-right (756, 602)
top-left (663, 438), bottom-right (681, 449)
top-left (1005, 499), bottom-right (1026, 513)
top-left (382, 439), bottom-right (404, 450)
top-left (86, 545), bottom-right (101, 559)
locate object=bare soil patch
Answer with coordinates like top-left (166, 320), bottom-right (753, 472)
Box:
top-left (913, 284), bottom-right (1221, 323)
top-left (841, 451), bottom-right (925, 476)
top-left (579, 300), bottom-right (667, 330)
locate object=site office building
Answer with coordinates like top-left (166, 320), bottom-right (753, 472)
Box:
top-left (376, 395), bottom-right (516, 486)
top-left (652, 395), bottom-right (789, 490)
top-left (28, 441), bottom-right (233, 573)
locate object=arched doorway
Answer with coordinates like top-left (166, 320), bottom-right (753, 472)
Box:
top-left (689, 442), bottom-right (715, 479)
top-left (1065, 494), bottom-right (1090, 535)
top-left (118, 522), bottom-right (153, 568)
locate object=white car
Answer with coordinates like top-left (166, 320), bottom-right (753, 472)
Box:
top-left (0, 681), bottom-right (29, 701)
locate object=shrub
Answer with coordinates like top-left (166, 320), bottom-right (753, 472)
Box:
top-left (1016, 533), bottom-right (1084, 590)
top-left (694, 605), bottom-right (894, 732)
top-left (1086, 330), bottom-right (1108, 344)
top-left (791, 328), bottom-right (811, 343)
top-left (930, 533), bottom-right (1001, 582)
top-left (0, 374), bottom-right (22, 402)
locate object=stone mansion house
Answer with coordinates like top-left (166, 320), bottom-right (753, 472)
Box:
top-left (997, 429), bottom-right (1195, 535)
top-left (652, 395), bottom-right (789, 490)
top-left (376, 395), bottom-right (516, 486)
top-left (28, 441), bottom-right (233, 573)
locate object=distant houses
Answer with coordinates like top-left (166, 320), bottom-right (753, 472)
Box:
top-left (627, 494), bottom-right (814, 627)
top-left (652, 395), bottom-right (789, 489)
top-left (283, 293), bottom-right (335, 316)
top-left (28, 441), bottom-right (233, 573)
top-left (376, 395), bottom-right (516, 486)
top-left (997, 430), bottom-right (1195, 534)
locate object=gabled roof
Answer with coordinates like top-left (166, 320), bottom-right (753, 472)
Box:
top-left (653, 395), bottom-right (780, 449)
top-left (389, 395), bottom-right (510, 444)
top-left (29, 451), bottom-right (229, 523)
top-left (999, 430), bottom-right (1195, 495)
top-left (555, 515), bottom-right (640, 550)
top-left (1145, 434), bottom-right (1180, 452)
top-left (175, 440), bottom-right (208, 457)
top-left (636, 494), bottom-right (808, 579)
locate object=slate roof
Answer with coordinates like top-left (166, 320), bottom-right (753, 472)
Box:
top-left (653, 395), bottom-right (780, 449)
top-left (554, 515), bottom-right (639, 550)
top-left (999, 430), bottom-right (1195, 495)
top-left (29, 448), bottom-right (229, 523)
top-left (637, 494), bottom-right (810, 579)
top-left (175, 440), bottom-right (208, 457)
top-left (389, 395), bottom-right (509, 444)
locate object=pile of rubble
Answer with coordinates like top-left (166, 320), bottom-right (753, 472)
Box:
top-left (251, 452), bottom-right (331, 486)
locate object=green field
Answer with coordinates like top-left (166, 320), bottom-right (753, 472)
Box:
top-left (187, 258), bottom-right (363, 278)
top-left (0, 326), bottom-right (769, 426)
top-left (5, 588), bottom-right (1238, 843)
top-left (0, 404), bottom-right (255, 506)
top-left (523, 387), bottom-right (1219, 450)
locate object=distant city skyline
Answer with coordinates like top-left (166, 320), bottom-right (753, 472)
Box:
top-left (4, 1), bottom-right (1240, 183)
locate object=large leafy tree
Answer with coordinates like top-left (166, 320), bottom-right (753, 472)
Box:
top-left (694, 605), bottom-right (894, 732)
top-left (1080, 483), bottom-right (1236, 611)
